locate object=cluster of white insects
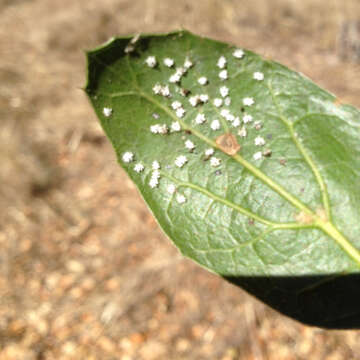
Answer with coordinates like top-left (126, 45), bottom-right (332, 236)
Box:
top-left (103, 43), bottom-right (269, 205)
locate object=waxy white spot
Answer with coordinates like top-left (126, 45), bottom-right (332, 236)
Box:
top-left (243, 114), bottom-right (253, 123)
top-left (217, 56), bottom-right (227, 69)
top-left (220, 109), bottom-right (230, 118)
top-left (233, 49), bottom-right (244, 58)
top-left (149, 177), bottom-right (159, 188)
top-left (176, 194), bottom-right (186, 204)
top-left (134, 163), bottom-right (144, 173)
top-left (238, 126), bottom-right (247, 137)
top-left (220, 86), bottom-right (229, 98)
top-left (175, 155), bottom-right (188, 168)
top-left (150, 124), bottom-right (168, 134)
top-left (210, 119), bottom-right (221, 131)
top-left (195, 113), bottom-right (206, 124)
top-left (213, 98), bottom-right (223, 107)
top-left (205, 148), bottom-right (215, 156)
top-left (145, 56), bottom-right (157, 68)
top-left (189, 95), bottom-right (200, 107)
top-left (152, 83), bottom-right (162, 95)
top-left (210, 157), bottom-right (221, 167)
top-left (199, 94), bottom-right (209, 103)
top-left (161, 85), bottom-right (171, 97)
top-left (219, 69), bottom-right (228, 80)
top-left (169, 73), bottom-right (181, 83)
top-left (122, 152), bottom-right (134, 163)
top-left (198, 77), bottom-right (208, 85)
top-left (224, 97), bottom-right (231, 106)
top-left (103, 107), bottom-right (112, 117)
top-left (171, 121), bottom-right (181, 132)
top-left (171, 101), bottom-right (182, 110)
top-left (152, 161), bottom-right (160, 170)
top-left (254, 136), bottom-right (266, 146)
top-left (253, 151), bottom-right (262, 160)
top-left (243, 97), bottom-right (255, 106)
top-left (184, 57), bottom-right (193, 69)
top-left (232, 117), bottom-right (241, 127)
top-left (176, 107), bottom-right (186, 118)
top-left (152, 170), bottom-right (161, 179)
top-left (253, 72), bottom-right (264, 81)
top-left (167, 184), bottom-right (176, 194)
top-left (164, 58), bottom-right (175, 67)
top-left (185, 139), bottom-right (195, 150)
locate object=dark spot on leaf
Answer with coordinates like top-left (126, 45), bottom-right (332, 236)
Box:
top-left (280, 159), bottom-right (287, 166)
top-left (300, 187), bottom-right (305, 193)
top-left (263, 149), bottom-right (272, 157)
top-left (180, 88), bottom-right (190, 96)
top-left (249, 219), bottom-right (255, 225)
top-left (185, 130), bottom-right (192, 135)
top-left (216, 133), bottom-right (241, 155)
top-left (215, 170), bottom-right (222, 176)
top-left (267, 134), bottom-right (273, 140)
top-left (240, 107), bottom-right (245, 112)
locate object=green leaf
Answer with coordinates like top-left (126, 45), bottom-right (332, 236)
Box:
top-left (85, 30), bottom-right (360, 329)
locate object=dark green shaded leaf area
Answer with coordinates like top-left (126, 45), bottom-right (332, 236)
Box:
top-left (85, 30), bottom-right (360, 328)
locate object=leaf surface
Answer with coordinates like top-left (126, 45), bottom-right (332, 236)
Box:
top-left (85, 31), bottom-right (360, 328)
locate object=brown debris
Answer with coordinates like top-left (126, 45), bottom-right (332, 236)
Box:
top-left (215, 132), bottom-right (241, 155)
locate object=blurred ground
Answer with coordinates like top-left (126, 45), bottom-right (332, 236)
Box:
top-left (1, 0), bottom-right (360, 359)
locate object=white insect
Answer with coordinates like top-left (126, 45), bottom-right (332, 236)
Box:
top-left (238, 126), bottom-right (247, 137)
top-left (253, 72), bottom-right (264, 81)
top-left (205, 148), bottom-right (214, 156)
top-left (210, 157), bottom-right (221, 167)
top-left (232, 117), bottom-right (241, 127)
top-left (243, 97), bottom-right (255, 106)
top-left (103, 107), bottom-right (112, 117)
top-left (254, 136), bottom-right (265, 146)
top-left (233, 49), bottom-right (244, 58)
top-left (217, 56), bottom-right (227, 69)
top-left (134, 163), bottom-right (144, 173)
top-left (198, 77), bottom-right (208, 85)
top-left (243, 114), bottom-right (253, 123)
top-left (145, 56), bottom-right (157, 68)
top-left (164, 58), bottom-right (175, 67)
top-left (161, 85), bottom-right (171, 97)
top-left (184, 57), bottom-right (193, 69)
top-left (171, 101), bottom-right (182, 110)
top-left (195, 113), bottom-right (206, 124)
top-left (176, 107), bottom-right (186, 118)
top-left (175, 155), bottom-right (188, 168)
top-left (210, 119), bottom-right (221, 131)
top-left (253, 151), bottom-right (262, 160)
top-left (171, 121), bottom-right (181, 132)
top-left (152, 83), bottom-right (162, 95)
top-left (199, 94), bottom-right (209, 103)
top-left (152, 170), bottom-right (161, 179)
top-left (176, 194), bottom-right (186, 204)
top-left (220, 109), bottom-right (230, 118)
top-left (149, 177), bottom-right (159, 188)
top-left (122, 151), bottom-right (134, 163)
top-left (185, 139), bottom-right (196, 150)
top-left (167, 184), bottom-right (176, 194)
top-left (213, 98), bottom-right (223, 107)
top-left (189, 95), bottom-right (200, 107)
top-left (169, 73), bottom-right (181, 83)
top-left (219, 69), bottom-right (228, 80)
top-left (219, 86), bottom-right (229, 98)
top-left (152, 161), bottom-right (161, 170)
top-left (158, 124), bottom-right (168, 134)
top-left (224, 97), bottom-right (231, 106)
